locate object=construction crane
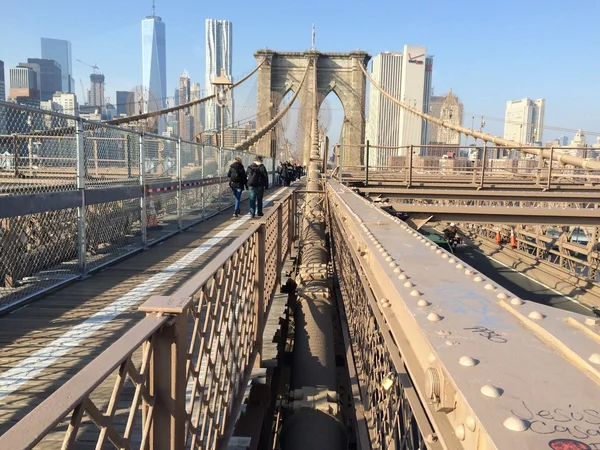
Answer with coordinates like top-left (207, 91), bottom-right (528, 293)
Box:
top-left (76, 59), bottom-right (100, 74)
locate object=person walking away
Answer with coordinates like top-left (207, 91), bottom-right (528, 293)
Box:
top-left (246, 155), bottom-right (269, 218)
top-left (279, 161), bottom-right (291, 187)
top-left (227, 156), bottom-right (247, 217)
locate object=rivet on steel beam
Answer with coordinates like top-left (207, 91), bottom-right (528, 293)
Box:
top-left (418, 299), bottom-right (431, 307)
top-left (449, 258), bottom-right (456, 264)
top-left (456, 264), bottom-right (464, 269)
top-left (465, 415), bottom-right (476, 432)
top-left (442, 254), bottom-right (449, 259)
top-left (459, 356), bottom-right (478, 367)
top-left (393, 267), bottom-right (402, 273)
top-left (427, 312), bottom-right (442, 322)
top-left (528, 311), bottom-right (545, 320)
top-left (398, 273), bottom-right (408, 280)
top-left (484, 283), bottom-right (495, 290)
top-left (376, 244), bottom-right (383, 249)
top-left (480, 385), bottom-right (503, 398)
top-left (404, 281), bottom-right (414, 288)
top-left (503, 416), bottom-right (529, 432)
top-left (497, 293), bottom-right (508, 300)
top-left (425, 242), bottom-right (432, 247)
top-left (378, 247), bottom-right (385, 253)
top-left (510, 298), bottom-right (524, 306)
top-left (382, 302), bottom-right (391, 308)
top-left (429, 246), bottom-right (436, 251)
top-left (436, 250), bottom-right (442, 254)
top-left (384, 254), bottom-right (392, 260)
top-left (588, 353), bottom-right (600, 364)
top-left (428, 354), bottom-right (436, 363)
top-left (389, 261), bottom-right (398, 268)
top-left (455, 424), bottom-right (466, 441)
top-left (410, 289), bottom-right (421, 297)
top-left (473, 276), bottom-right (484, 282)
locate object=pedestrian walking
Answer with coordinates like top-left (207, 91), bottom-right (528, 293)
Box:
top-left (246, 155), bottom-right (269, 218)
top-left (279, 161), bottom-right (291, 186)
top-left (227, 156), bottom-right (247, 217)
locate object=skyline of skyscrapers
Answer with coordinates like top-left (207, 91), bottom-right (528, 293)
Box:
top-left (503, 98), bottom-right (545, 144)
top-left (366, 46), bottom-right (433, 164)
top-left (41, 38), bottom-right (73, 93)
top-left (205, 19), bottom-right (233, 132)
top-left (142, 6), bottom-right (167, 134)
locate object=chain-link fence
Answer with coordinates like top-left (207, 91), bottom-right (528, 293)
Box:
top-left (0, 101), bottom-right (270, 312)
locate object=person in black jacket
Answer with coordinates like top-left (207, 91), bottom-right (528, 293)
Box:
top-left (227, 157), bottom-right (247, 217)
top-left (246, 155), bottom-right (269, 218)
top-left (278, 161), bottom-right (291, 186)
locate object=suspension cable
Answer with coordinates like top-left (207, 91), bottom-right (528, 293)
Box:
top-left (234, 60), bottom-right (311, 151)
top-left (358, 63), bottom-right (600, 171)
top-left (107, 57), bottom-right (269, 126)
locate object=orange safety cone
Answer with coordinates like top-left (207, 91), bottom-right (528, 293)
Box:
top-left (510, 229), bottom-right (517, 248)
top-left (495, 230), bottom-right (502, 244)
top-left (147, 195), bottom-right (158, 228)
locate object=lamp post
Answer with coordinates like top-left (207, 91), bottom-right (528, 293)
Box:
top-left (212, 68), bottom-right (233, 148)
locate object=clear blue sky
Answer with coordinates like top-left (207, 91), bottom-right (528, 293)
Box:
top-left (1, 0), bottom-right (599, 143)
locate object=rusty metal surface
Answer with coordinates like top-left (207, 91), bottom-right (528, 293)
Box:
top-left (328, 179), bottom-right (600, 450)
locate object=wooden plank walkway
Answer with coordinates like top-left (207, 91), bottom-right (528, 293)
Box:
top-left (0, 187), bottom-right (290, 441)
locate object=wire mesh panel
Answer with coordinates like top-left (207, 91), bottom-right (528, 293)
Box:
top-left (202, 145), bottom-right (220, 217)
top-left (179, 141), bottom-right (205, 228)
top-left (82, 121), bottom-right (140, 188)
top-left (0, 102), bottom-right (77, 195)
top-left (0, 208), bottom-right (80, 311)
top-left (144, 135), bottom-right (179, 242)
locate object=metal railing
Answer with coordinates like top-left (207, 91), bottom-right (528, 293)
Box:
top-left (335, 143), bottom-right (600, 188)
top-left (0, 101), bottom-right (277, 313)
top-left (0, 192), bottom-right (295, 449)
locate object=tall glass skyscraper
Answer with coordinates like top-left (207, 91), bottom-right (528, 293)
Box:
top-left (142, 7), bottom-right (166, 134)
top-left (205, 19), bottom-right (233, 133)
top-left (41, 38), bottom-right (73, 93)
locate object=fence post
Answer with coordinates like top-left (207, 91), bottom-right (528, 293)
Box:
top-left (479, 143), bottom-right (487, 189)
top-left (288, 195), bottom-right (294, 256)
top-left (201, 146), bottom-right (205, 220)
top-left (407, 144), bottom-right (413, 188)
top-left (254, 224), bottom-right (266, 366)
top-left (217, 147), bottom-right (222, 212)
top-left (76, 118), bottom-right (87, 277)
top-left (140, 296), bottom-right (190, 450)
top-left (140, 133), bottom-right (148, 248)
top-left (365, 140), bottom-right (370, 186)
top-left (176, 138), bottom-right (182, 231)
top-left (546, 146), bottom-right (554, 190)
top-left (276, 204), bottom-right (283, 279)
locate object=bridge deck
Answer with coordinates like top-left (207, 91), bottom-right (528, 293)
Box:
top-left (0, 187), bottom-right (290, 440)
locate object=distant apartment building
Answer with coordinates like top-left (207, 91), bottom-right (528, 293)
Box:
top-left (366, 46), bottom-right (433, 165)
top-left (503, 98), bottom-right (545, 144)
top-left (427, 89), bottom-right (464, 145)
top-left (173, 88), bottom-right (180, 106)
top-left (41, 38), bottom-right (74, 93)
top-left (205, 19), bottom-right (233, 132)
top-left (178, 70), bottom-right (193, 140)
top-left (0, 60), bottom-right (5, 101)
top-left (190, 82), bottom-right (205, 135)
top-left (53, 92), bottom-right (78, 116)
top-left (116, 90), bottom-right (129, 116)
top-left (9, 65), bottom-right (40, 106)
top-left (88, 73), bottom-right (105, 107)
top-left (26, 58), bottom-right (62, 101)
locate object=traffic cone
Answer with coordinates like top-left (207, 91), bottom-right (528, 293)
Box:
top-left (510, 229), bottom-right (517, 248)
top-left (495, 230), bottom-right (502, 244)
top-left (147, 195), bottom-right (158, 228)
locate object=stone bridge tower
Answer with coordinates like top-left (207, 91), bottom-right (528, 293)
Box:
top-left (254, 50), bottom-right (370, 167)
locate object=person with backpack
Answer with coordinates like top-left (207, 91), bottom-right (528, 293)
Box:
top-left (279, 161), bottom-right (291, 187)
top-left (246, 155), bottom-right (269, 218)
top-left (227, 156), bottom-right (247, 218)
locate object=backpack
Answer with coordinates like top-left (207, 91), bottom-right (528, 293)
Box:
top-left (248, 164), bottom-right (266, 187)
top-left (230, 165), bottom-right (241, 183)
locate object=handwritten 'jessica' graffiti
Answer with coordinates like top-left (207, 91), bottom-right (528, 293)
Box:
top-left (511, 401), bottom-right (600, 440)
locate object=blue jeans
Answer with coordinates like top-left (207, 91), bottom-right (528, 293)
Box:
top-left (248, 186), bottom-right (265, 216)
top-left (231, 187), bottom-right (243, 214)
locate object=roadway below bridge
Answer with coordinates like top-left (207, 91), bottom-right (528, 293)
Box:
top-left (457, 244), bottom-right (591, 316)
